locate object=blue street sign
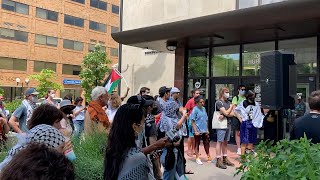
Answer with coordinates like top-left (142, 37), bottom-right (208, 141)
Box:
top-left (63, 79), bottom-right (81, 85)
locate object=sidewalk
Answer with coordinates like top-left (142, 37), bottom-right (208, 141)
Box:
top-left (184, 141), bottom-right (241, 180)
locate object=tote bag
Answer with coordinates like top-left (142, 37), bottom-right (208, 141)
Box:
top-left (212, 101), bottom-right (228, 129)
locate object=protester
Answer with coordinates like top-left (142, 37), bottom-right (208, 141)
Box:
top-left (0, 111), bottom-right (9, 147)
top-left (140, 87), bottom-right (151, 96)
top-left (295, 94), bottom-right (306, 119)
top-left (159, 90), bottom-right (188, 180)
top-left (189, 95), bottom-right (211, 165)
top-left (0, 143), bottom-right (75, 180)
top-left (185, 89), bottom-right (201, 157)
top-left (42, 89), bottom-right (58, 107)
top-left (290, 90), bottom-right (320, 143)
top-left (215, 87), bottom-right (235, 169)
top-left (84, 86), bottom-right (110, 135)
top-left (0, 97), bottom-right (8, 118)
top-left (234, 90), bottom-right (265, 156)
top-left (104, 103), bottom-right (152, 179)
top-left (27, 104), bottom-right (63, 130)
top-left (106, 93), bottom-right (121, 123)
top-left (231, 85), bottom-right (246, 155)
top-left (59, 100), bottom-right (75, 138)
top-left (8, 88), bottom-right (39, 133)
top-left (63, 93), bottom-right (73, 104)
top-left (156, 86), bottom-right (171, 114)
top-left (73, 97), bottom-right (86, 138)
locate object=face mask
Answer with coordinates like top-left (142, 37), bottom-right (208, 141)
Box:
top-left (224, 93), bottom-right (230, 99)
top-left (32, 96), bottom-right (38, 103)
top-left (50, 94), bottom-right (55, 98)
top-left (239, 90), bottom-right (246, 96)
top-left (135, 125), bottom-right (145, 148)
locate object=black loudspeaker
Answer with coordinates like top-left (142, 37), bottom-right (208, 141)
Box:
top-left (260, 51), bottom-right (296, 110)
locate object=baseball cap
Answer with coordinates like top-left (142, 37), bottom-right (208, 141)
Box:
top-left (25, 88), bottom-right (39, 96)
top-left (159, 86), bottom-right (171, 94)
top-left (127, 95), bottom-right (154, 107)
top-left (170, 87), bottom-right (180, 95)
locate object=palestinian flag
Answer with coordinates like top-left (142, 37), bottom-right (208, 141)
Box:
top-left (103, 69), bottom-right (122, 93)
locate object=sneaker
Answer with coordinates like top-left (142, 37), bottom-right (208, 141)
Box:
top-left (196, 158), bottom-right (203, 165)
top-left (237, 148), bottom-right (241, 155)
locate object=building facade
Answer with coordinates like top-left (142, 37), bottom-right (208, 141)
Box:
top-left (117, 0), bottom-right (320, 140)
top-left (0, 0), bottom-right (119, 100)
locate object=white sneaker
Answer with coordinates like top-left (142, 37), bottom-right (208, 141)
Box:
top-left (196, 158), bottom-right (203, 165)
top-left (237, 148), bottom-right (241, 155)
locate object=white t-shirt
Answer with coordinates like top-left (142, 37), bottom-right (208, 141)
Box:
top-left (106, 107), bottom-right (118, 123)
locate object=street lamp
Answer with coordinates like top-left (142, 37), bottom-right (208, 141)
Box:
top-left (15, 78), bottom-right (30, 98)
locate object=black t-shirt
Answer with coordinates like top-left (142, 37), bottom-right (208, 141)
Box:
top-left (290, 113), bottom-right (320, 144)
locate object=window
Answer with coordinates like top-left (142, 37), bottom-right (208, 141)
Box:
top-left (0, 28), bottom-right (28, 42)
top-left (63, 39), bottom-right (83, 51)
top-left (34, 61), bottom-right (56, 72)
top-left (62, 64), bottom-right (81, 75)
top-left (71, 0), bottom-right (85, 4)
top-left (89, 21), bottom-right (106, 32)
top-left (90, 0), bottom-right (107, 11)
top-left (261, 0), bottom-right (285, 5)
top-left (279, 37), bottom-right (317, 74)
top-left (35, 34), bottom-right (57, 47)
top-left (89, 44), bottom-right (106, 52)
top-left (242, 41), bottom-right (275, 76)
top-left (0, 57), bottom-right (27, 71)
top-left (212, 45), bottom-right (240, 77)
top-left (110, 48), bottom-right (118, 57)
top-left (64, 15), bottom-right (84, 27)
top-left (237, 0), bottom-right (286, 9)
top-left (112, 5), bottom-right (119, 14)
top-left (111, 26), bottom-right (119, 33)
top-left (36, 8), bottom-right (58, 21)
top-left (188, 49), bottom-right (209, 77)
top-left (2, 0), bottom-right (29, 15)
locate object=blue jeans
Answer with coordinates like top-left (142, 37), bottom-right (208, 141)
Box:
top-left (160, 147), bottom-right (185, 180)
top-left (73, 120), bottom-right (84, 138)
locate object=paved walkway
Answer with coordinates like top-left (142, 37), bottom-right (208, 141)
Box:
top-left (184, 141), bottom-right (242, 180)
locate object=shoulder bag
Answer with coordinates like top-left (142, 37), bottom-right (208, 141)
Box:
top-left (212, 100), bottom-right (228, 129)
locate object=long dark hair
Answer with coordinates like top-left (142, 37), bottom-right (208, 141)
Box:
top-left (104, 104), bottom-right (145, 180)
top-left (28, 104), bottom-right (63, 129)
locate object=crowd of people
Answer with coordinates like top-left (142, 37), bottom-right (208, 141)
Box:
top-left (0, 83), bottom-right (318, 179)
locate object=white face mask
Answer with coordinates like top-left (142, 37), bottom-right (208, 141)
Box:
top-left (224, 93), bottom-right (230, 99)
top-left (239, 90), bottom-right (246, 96)
top-left (50, 94), bottom-right (55, 98)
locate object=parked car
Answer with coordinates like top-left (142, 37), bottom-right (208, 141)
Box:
top-left (36, 98), bottom-right (63, 107)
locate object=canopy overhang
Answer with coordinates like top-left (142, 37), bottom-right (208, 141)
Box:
top-left (113, 0), bottom-right (320, 52)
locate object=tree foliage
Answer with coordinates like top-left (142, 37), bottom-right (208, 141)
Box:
top-left (29, 69), bottom-right (63, 98)
top-left (79, 44), bottom-right (111, 102)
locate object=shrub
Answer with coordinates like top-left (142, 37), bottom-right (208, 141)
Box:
top-left (236, 135), bottom-right (320, 180)
top-left (72, 132), bottom-right (107, 180)
top-left (4, 100), bottom-right (22, 114)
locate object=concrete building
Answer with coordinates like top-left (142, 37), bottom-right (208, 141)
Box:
top-left (116, 0), bottom-right (320, 141)
top-left (0, 0), bottom-right (119, 100)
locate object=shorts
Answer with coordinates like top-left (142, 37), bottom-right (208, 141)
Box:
top-left (216, 125), bottom-right (231, 142)
top-left (231, 117), bottom-right (241, 131)
top-left (240, 120), bottom-right (257, 144)
top-left (187, 118), bottom-right (194, 137)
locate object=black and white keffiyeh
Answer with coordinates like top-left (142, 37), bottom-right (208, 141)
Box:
top-left (0, 124), bottom-right (65, 170)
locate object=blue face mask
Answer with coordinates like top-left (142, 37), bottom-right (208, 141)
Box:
top-left (239, 89), bottom-right (246, 96)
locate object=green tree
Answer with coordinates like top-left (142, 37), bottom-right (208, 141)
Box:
top-left (80, 44), bottom-right (111, 102)
top-left (29, 69), bottom-right (63, 98)
top-left (188, 57), bottom-right (208, 77)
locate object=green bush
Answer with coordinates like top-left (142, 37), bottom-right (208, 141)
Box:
top-left (236, 136), bottom-right (320, 180)
top-left (4, 100), bottom-right (22, 114)
top-left (72, 132), bottom-right (108, 180)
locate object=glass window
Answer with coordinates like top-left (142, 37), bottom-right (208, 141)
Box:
top-left (261, 0), bottom-right (285, 5)
top-left (89, 21), bottom-right (106, 32)
top-left (36, 8), bottom-right (58, 21)
top-left (242, 41), bottom-right (275, 76)
top-left (64, 15), bottom-right (84, 27)
top-left (34, 61), bottom-right (56, 72)
top-left (62, 64), bottom-right (81, 75)
top-left (112, 5), bottom-right (119, 14)
top-left (2, 0), bottom-right (29, 15)
top-left (35, 34), bottom-right (57, 47)
top-left (110, 48), bottom-right (118, 57)
top-left (238, 0), bottom-right (258, 9)
top-left (187, 78), bottom-right (210, 109)
top-left (279, 37), bottom-right (317, 74)
top-left (188, 48), bottom-right (209, 77)
top-left (90, 0), bottom-right (107, 11)
top-left (63, 39), bottom-right (83, 51)
top-left (111, 26), bottom-right (119, 33)
top-left (89, 44), bottom-right (106, 52)
top-left (0, 57), bottom-right (26, 71)
top-left (71, 0), bottom-right (85, 4)
top-left (212, 45), bottom-right (240, 77)
top-left (0, 28), bottom-right (28, 42)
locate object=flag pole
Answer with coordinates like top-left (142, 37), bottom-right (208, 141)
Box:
top-left (113, 68), bottom-right (129, 88)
